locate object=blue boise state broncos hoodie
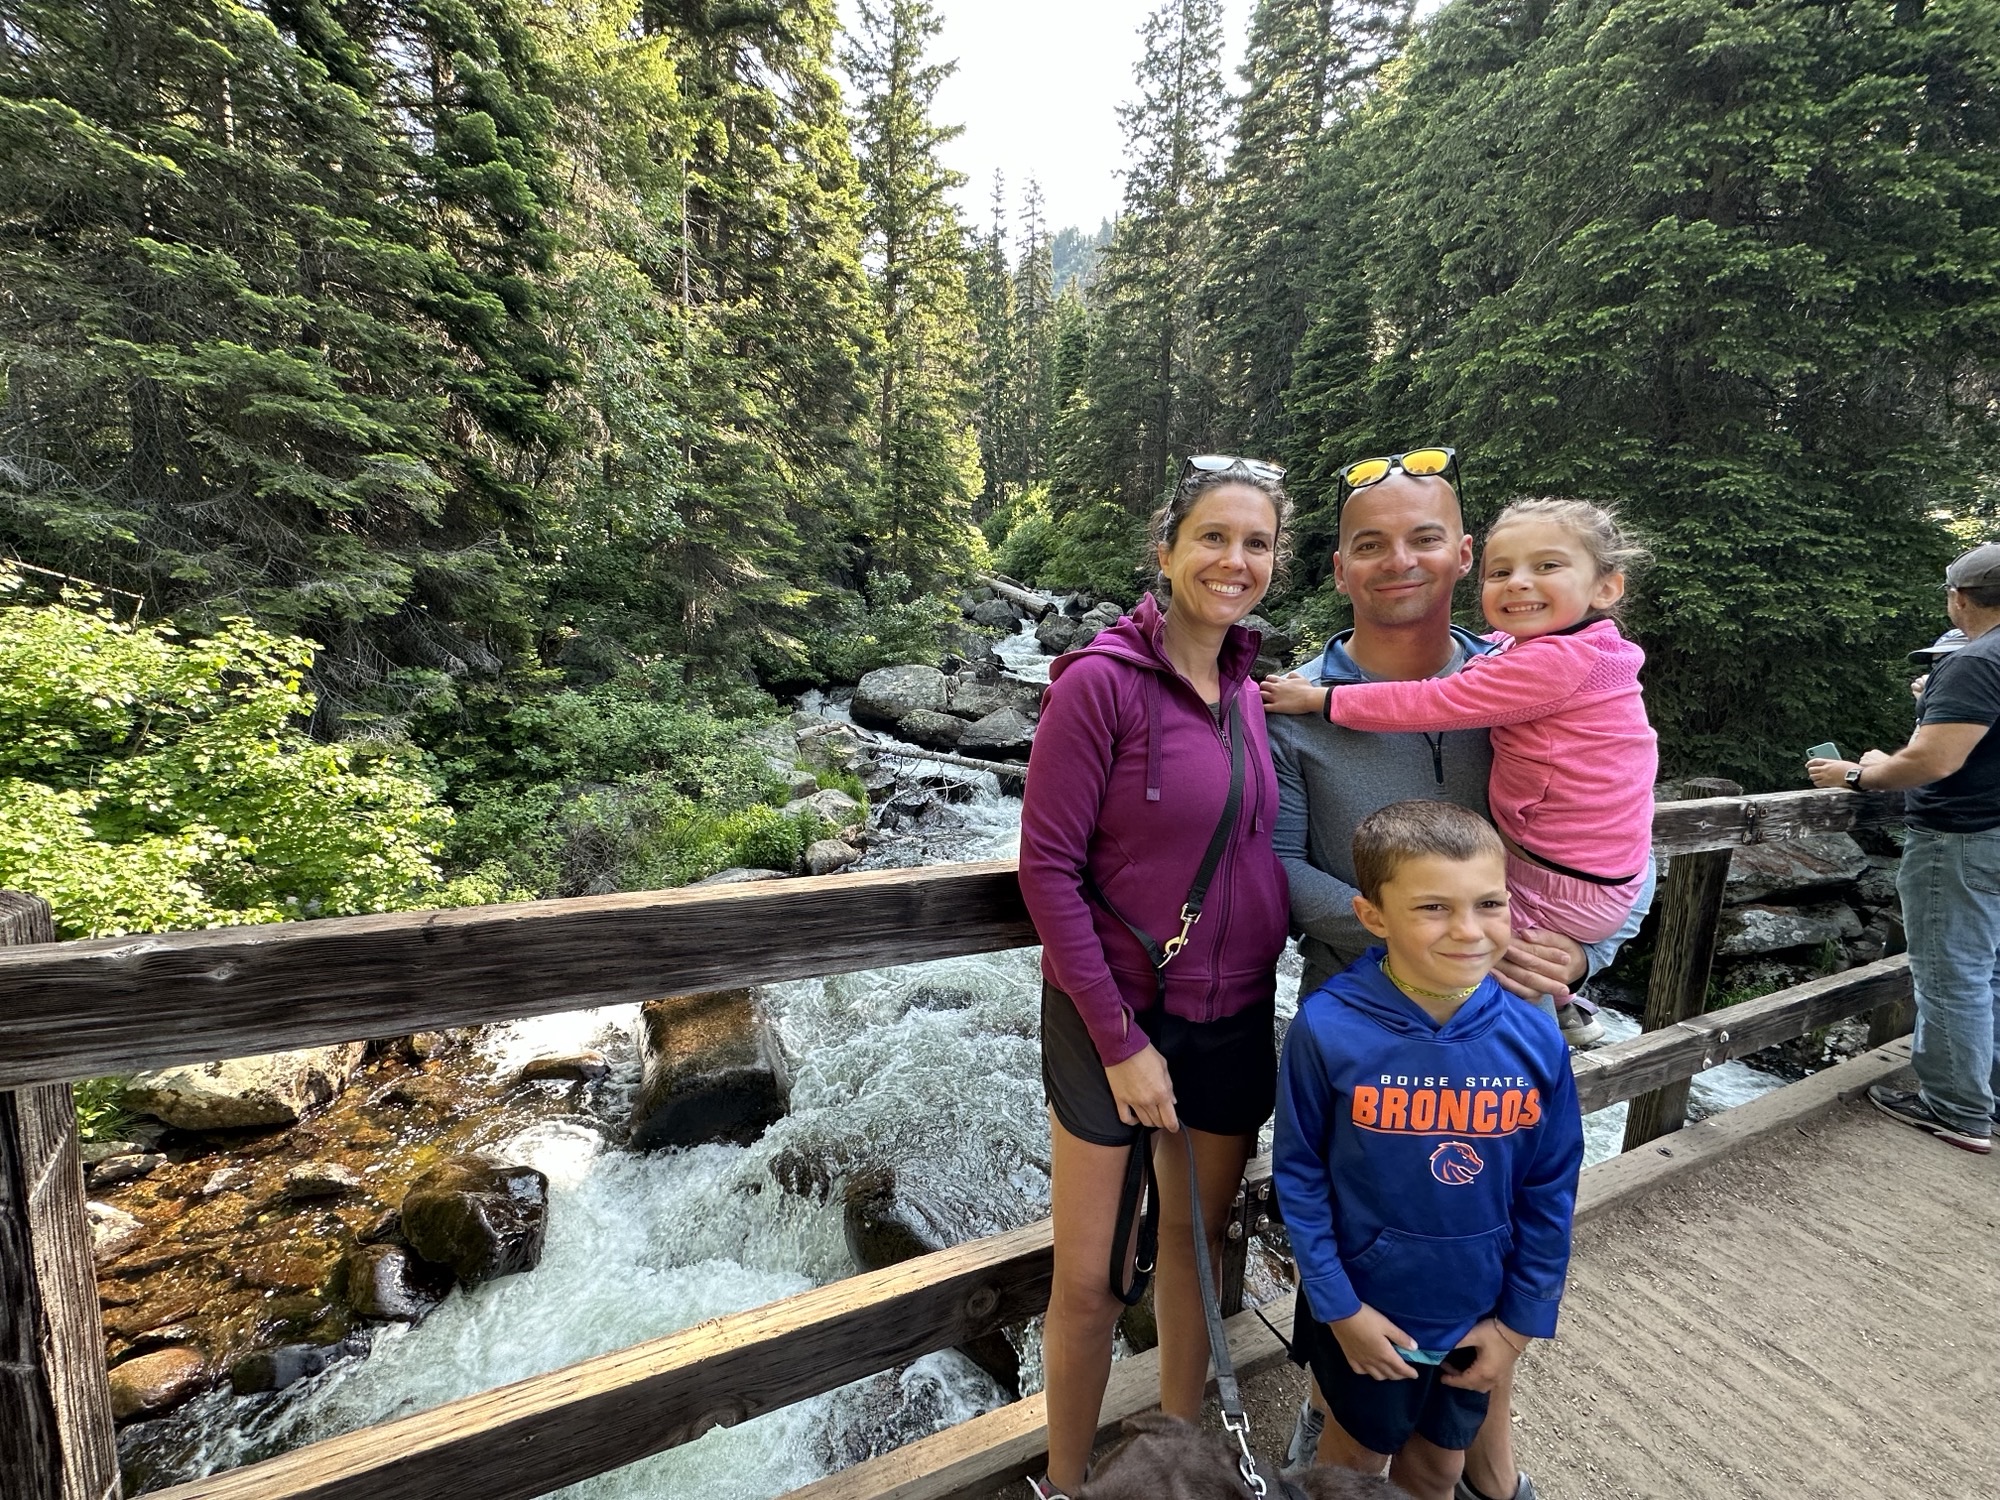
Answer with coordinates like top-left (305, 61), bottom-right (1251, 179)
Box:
top-left (1272, 949), bottom-right (1584, 1352)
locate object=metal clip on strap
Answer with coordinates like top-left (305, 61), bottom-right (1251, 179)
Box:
top-left (1182, 1129), bottom-right (1275, 1500)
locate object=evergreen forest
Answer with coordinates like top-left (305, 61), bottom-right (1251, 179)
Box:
top-left (5, 0), bottom-right (1999, 938)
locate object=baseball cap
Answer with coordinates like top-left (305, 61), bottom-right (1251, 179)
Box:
top-left (1909, 629), bottom-right (1969, 664)
top-left (1944, 542), bottom-right (2000, 589)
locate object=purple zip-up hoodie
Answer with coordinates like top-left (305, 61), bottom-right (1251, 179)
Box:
top-left (1019, 593), bottom-right (1289, 1067)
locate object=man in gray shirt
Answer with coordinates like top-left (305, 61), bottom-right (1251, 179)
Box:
top-left (1272, 465), bottom-right (1654, 1500)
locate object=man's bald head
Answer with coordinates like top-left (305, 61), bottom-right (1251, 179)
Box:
top-left (1336, 471), bottom-right (1464, 548)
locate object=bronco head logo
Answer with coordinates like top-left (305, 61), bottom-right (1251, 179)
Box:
top-left (1429, 1141), bottom-right (1484, 1186)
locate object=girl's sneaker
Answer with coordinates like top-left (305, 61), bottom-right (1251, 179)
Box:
top-left (1026, 1475), bottom-right (1071, 1500)
top-left (1556, 1002), bottom-right (1605, 1048)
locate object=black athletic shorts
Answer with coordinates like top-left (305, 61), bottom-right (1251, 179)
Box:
top-left (1040, 981), bottom-right (1277, 1146)
top-left (1288, 1287), bottom-right (1491, 1454)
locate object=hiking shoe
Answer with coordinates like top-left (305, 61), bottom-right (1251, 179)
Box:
top-left (1556, 1003), bottom-right (1606, 1048)
top-left (1456, 1473), bottom-right (1540, 1500)
top-left (1026, 1476), bottom-right (1071, 1500)
top-left (1282, 1395), bottom-right (1326, 1476)
top-left (1868, 1085), bottom-right (1992, 1155)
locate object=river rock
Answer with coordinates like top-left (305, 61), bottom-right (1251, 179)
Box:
top-left (895, 708), bottom-right (965, 749)
top-left (200, 1166), bottom-right (252, 1197)
top-left (1242, 613), bottom-right (1301, 679)
top-left (1855, 855), bottom-right (1902, 911)
top-left (958, 706), bottom-right (1036, 758)
top-left (124, 1043), bottom-right (368, 1130)
top-left (783, 787), bottom-right (863, 825)
top-left (629, 989), bottom-right (790, 1151)
top-left (90, 1202), bottom-right (145, 1266)
top-left (1716, 904), bottom-right (1851, 958)
top-left (852, 665), bottom-right (949, 731)
top-left (693, 866), bottom-right (790, 886)
top-left (230, 1342), bottom-right (340, 1395)
top-left (785, 767), bottom-right (821, 800)
top-left (805, 839), bottom-right (862, 876)
top-left (87, 1153), bottom-right (163, 1189)
top-left (944, 675), bottom-right (1040, 723)
top-left (517, 1052), bottom-right (611, 1084)
top-left (842, 1168), bottom-right (1019, 1396)
top-left (967, 598), bottom-right (1020, 629)
top-left (80, 1139), bottom-right (144, 1165)
top-left (399, 1160), bottom-right (548, 1287)
top-left (1724, 834), bottom-right (1870, 904)
top-left (284, 1161), bottom-right (364, 1200)
top-left (745, 721), bottom-right (798, 776)
top-left (341, 1243), bottom-right (452, 1321)
top-left (109, 1347), bottom-right (208, 1422)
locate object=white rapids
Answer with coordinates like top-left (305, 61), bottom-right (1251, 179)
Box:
top-left (124, 647), bottom-right (1790, 1498)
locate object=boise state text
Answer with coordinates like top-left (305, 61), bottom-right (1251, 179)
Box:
top-left (1272, 949), bottom-right (1586, 1352)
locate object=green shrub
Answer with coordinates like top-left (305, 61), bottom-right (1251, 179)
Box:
top-left (720, 805), bottom-right (823, 872)
top-left (73, 1077), bottom-right (133, 1144)
top-left (800, 579), bottom-right (958, 684)
top-left (1035, 500), bottom-right (1147, 604)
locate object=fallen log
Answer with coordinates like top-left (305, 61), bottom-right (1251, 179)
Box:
top-left (977, 573), bottom-right (1055, 620)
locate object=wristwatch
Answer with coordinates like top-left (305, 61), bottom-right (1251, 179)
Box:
top-left (1844, 766), bottom-right (1864, 790)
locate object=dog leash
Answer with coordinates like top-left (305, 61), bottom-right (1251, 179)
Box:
top-left (1182, 1129), bottom-right (1308, 1500)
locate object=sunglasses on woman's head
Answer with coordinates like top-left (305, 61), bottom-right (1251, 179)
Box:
top-left (1181, 454), bottom-right (1285, 486)
top-left (1336, 447), bottom-right (1460, 505)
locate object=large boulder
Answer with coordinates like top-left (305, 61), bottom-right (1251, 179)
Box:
top-left (1724, 833), bottom-right (1871, 904)
top-left (958, 707), bottom-right (1036, 759)
top-left (944, 676), bottom-right (1041, 723)
top-left (783, 787), bottom-right (863, 825)
top-left (851, 665), bottom-right (949, 731)
top-left (109, 1347), bottom-right (208, 1422)
top-left (1716, 904), bottom-right (1852, 958)
top-left (340, 1243), bottom-right (453, 1322)
top-left (124, 1044), bottom-right (367, 1130)
top-left (399, 1159), bottom-right (549, 1287)
top-left (842, 1168), bottom-right (1019, 1397)
top-left (1242, 613), bottom-right (1301, 680)
top-left (967, 598), bottom-right (1020, 629)
top-left (895, 709), bottom-right (965, 750)
top-left (805, 839), bottom-right (863, 876)
top-left (628, 989), bottom-right (790, 1151)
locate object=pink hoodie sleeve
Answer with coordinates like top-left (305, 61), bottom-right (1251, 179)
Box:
top-left (1017, 659), bottom-right (1147, 1067)
top-left (1326, 635), bottom-right (1597, 734)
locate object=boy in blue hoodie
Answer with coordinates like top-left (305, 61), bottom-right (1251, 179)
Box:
top-left (1273, 800), bottom-right (1583, 1500)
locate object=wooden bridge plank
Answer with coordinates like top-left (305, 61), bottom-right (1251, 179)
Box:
top-left (0, 792), bottom-right (1898, 1091)
top-left (0, 861), bottom-right (1032, 1092)
top-left (776, 1298), bottom-right (1296, 1500)
top-left (145, 1218), bottom-right (1055, 1500)
top-left (1571, 954), bottom-right (1911, 1115)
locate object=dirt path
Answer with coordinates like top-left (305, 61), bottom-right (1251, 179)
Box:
top-left (1240, 1098), bottom-right (2000, 1500)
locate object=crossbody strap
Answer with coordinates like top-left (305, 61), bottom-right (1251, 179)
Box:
top-left (1083, 694), bottom-right (1246, 1005)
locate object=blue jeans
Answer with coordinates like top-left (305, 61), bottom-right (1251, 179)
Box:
top-left (1898, 824), bottom-right (2000, 1136)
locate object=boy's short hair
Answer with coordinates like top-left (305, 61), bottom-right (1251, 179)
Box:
top-left (1351, 800), bottom-right (1505, 903)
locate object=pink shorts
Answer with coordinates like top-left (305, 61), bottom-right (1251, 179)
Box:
top-left (1505, 852), bottom-right (1646, 946)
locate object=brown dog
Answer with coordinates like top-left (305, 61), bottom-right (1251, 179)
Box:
top-left (1075, 1412), bottom-right (1411, 1500)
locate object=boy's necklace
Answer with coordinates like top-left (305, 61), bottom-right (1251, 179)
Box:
top-left (1381, 958), bottom-right (1480, 1006)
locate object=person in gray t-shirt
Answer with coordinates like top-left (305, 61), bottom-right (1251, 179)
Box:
top-left (1270, 465), bottom-right (1653, 1500)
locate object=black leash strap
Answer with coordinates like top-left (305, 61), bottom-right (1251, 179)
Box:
top-left (1108, 1125), bottom-right (1159, 1307)
top-left (1184, 1129), bottom-right (1293, 1500)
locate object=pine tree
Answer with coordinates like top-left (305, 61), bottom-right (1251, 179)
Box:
top-left (1013, 179), bottom-right (1059, 486)
top-left (1210, 0), bottom-right (1411, 457)
top-left (1067, 0), bottom-right (1228, 513)
top-left (843, 0), bottom-right (983, 597)
top-left (966, 173), bottom-right (1021, 512)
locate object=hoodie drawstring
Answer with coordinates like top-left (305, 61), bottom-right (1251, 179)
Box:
top-left (1145, 673), bottom-right (1163, 802)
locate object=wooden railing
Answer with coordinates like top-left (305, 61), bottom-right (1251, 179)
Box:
top-left (0, 788), bottom-right (1910, 1500)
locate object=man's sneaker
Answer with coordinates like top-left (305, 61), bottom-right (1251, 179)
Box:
top-left (1556, 1003), bottom-right (1606, 1048)
top-left (1281, 1395), bottom-right (1326, 1476)
top-left (1868, 1085), bottom-right (1993, 1154)
top-left (1025, 1476), bottom-right (1070, 1500)
top-left (1456, 1473), bottom-right (1540, 1500)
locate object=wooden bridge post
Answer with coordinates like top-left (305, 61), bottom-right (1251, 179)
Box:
top-left (1623, 779), bottom-right (1742, 1151)
top-left (0, 892), bottom-right (121, 1500)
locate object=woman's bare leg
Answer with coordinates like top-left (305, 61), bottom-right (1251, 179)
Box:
top-left (1043, 1110), bottom-right (1140, 1492)
top-left (1150, 1124), bottom-right (1256, 1421)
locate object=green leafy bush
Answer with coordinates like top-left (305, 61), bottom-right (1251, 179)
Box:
top-left (0, 567), bottom-right (457, 937)
top-left (799, 579), bottom-right (958, 684)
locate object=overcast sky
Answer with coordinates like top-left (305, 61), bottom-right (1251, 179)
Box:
top-left (837, 0), bottom-right (1257, 242)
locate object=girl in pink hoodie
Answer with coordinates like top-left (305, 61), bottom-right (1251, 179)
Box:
top-left (1264, 497), bottom-right (1658, 945)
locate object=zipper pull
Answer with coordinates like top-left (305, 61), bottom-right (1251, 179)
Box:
top-left (1428, 733), bottom-right (1444, 784)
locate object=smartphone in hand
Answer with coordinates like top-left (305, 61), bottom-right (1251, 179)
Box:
top-left (1807, 741), bottom-right (1841, 761)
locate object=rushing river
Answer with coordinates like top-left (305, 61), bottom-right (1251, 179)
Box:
top-left (122, 621), bottom-right (1787, 1497)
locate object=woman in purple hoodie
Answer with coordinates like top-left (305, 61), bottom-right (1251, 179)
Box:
top-left (1019, 458), bottom-right (1292, 1498)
